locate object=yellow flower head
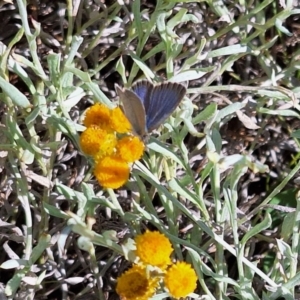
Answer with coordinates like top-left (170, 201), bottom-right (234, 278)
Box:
top-left (110, 106), bottom-right (132, 133)
top-left (80, 126), bottom-right (117, 157)
top-left (94, 155), bottom-right (129, 189)
top-left (135, 231), bottom-right (173, 269)
top-left (164, 262), bottom-right (197, 298)
top-left (116, 136), bottom-right (145, 163)
top-left (83, 103), bottom-right (111, 129)
top-left (116, 265), bottom-right (158, 300)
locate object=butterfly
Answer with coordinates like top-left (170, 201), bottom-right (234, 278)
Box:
top-left (115, 80), bottom-right (187, 138)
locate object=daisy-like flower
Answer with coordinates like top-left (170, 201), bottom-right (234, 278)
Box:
top-left (80, 126), bottom-right (116, 157)
top-left (94, 155), bottom-right (129, 189)
top-left (83, 103), bottom-right (111, 129)
top-left (135, 231), bottom-right (173, 269)
top-left (110, 106), bottom-right (132, 133)
top-left (116, 136), bottom-right (145, 163)
top-left (164, 261), bottom-right (197, 298)
top-left (116, 265), bottom-right (158, 300)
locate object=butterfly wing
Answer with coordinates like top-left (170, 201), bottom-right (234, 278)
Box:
top-left (131, 80), bottom-right (154, 114)
top-left (115, 84), bottom-right (147, 138)
top-left (145, 82), bottom-right (187, 132)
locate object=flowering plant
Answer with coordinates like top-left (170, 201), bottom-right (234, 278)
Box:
top-left (80, 103), bottom-right (145, 189)
top-left (116, 231), bottom-right (197, 299)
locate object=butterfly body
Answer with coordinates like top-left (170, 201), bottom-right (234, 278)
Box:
top-left (115, 80), bottom-right (186, 138)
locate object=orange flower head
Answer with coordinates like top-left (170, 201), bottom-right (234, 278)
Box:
top-left (83, 103), bottom-right (111, 129)
top-left (116, 136), bottom-right (145, 163)
top-left (80, 126), bottom-right (116, 157)
top-left (94, 155), bottom-right (129, 189)
top-left (110, 106), bottom-right (132, 133)
top-left (116, 265), bottom-right (159, 300)
top-left (164, 261), bottom-right (197, 298)
top-left (135, 231), bottom-right (173, 269)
